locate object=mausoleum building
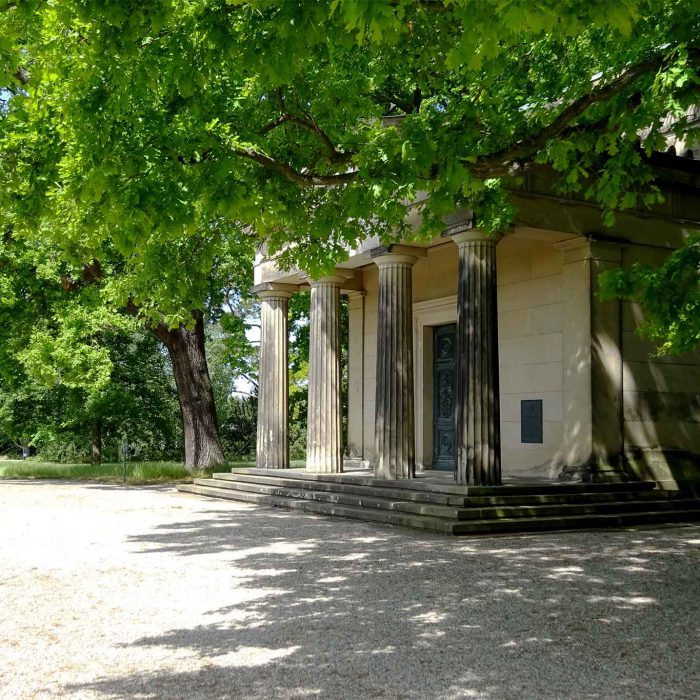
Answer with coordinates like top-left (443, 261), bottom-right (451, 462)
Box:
top-left (252, 155), bottom-right (700, 492)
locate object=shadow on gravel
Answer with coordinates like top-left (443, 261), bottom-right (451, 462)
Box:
top-left (65, 505), bottom-right (700, 699)
top-left (0, 480), bottom-right (176, 491)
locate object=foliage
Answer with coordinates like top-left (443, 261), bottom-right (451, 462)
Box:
top-left (0, 232), bottom-right (183, 461)
top-left (218, 395), bottom-right (257, 459)
top-left (207, 303), bottom-right (259, 405)
top-left (600, 233), bottom-right (700, 355)
top-left (0, 459), bottom-right (204, 483)
top-left (0, 0), bottom-right (697, 383)
top-left (2, 1), bottom-right (698, 275)
top-left (0, 330), bottom-right (182, 462)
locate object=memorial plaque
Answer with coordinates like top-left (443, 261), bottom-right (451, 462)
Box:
top-left (521, 399), bottom-right (543, 443)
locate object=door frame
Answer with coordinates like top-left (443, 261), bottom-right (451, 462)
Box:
top-left (413, 296), bottom-right (457, 471)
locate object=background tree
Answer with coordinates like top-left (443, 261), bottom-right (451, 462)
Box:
top-left (0, 233), bottom-right (182, 461)
top-left (0, 332), bottom-right (182, 463)
top-left (206, 299), bottom-right (260, 461)
top-left (0, 227), bottom-right (253, 467)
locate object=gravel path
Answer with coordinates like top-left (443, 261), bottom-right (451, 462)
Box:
top-left (1, 481), bottom-right (699, 700)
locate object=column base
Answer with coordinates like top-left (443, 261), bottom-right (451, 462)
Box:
top-left (557, 458), bottom-right (631, 484)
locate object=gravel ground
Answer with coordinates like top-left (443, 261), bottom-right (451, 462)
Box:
top-left (1, 481), bottom-right (699, 700)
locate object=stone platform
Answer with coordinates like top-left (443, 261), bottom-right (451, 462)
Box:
top-left (177, 467), bottom-right (700, 535)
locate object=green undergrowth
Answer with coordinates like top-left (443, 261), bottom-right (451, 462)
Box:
top-left (0, 459), bottom-right (207, 484)
top-left (0, 458), bottom-right (308, 483)
top-left (0, 459), bottom-right (304, 484)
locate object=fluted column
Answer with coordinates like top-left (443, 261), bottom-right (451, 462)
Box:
top-left (256, 289), bottom-right (291, 469)
top-left (451, 229), bottom-right (502, 485)
top-left (306, 276), bottom-right (344, 472)
top-left (373, 252), bottom-right (418, 479)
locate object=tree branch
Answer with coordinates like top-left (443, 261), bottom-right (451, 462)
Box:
top-left (123, 298), bottom-right (175, 346)
top-left (232, 146), bottom-right (358, 186)
top-left (388, 0), bottom-right (451, 13)
top-left (240, 372), bottom-right (258, 389)
top-left (223, 50), bottom-right (697, 188)
top-left (177, 150), bottom-right (212, 165)
top-left (368, 90), bottom-right (419, 114)
top-left (469, 49), bottom-right (700, 177)
top-left (13, 67), bottom-right (29, 85)
top-left (259, 113), bottom-right (353, 164)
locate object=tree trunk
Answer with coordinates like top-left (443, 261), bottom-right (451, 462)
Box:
top-left (91, 419), bottom-right (102, 465)
top-left (156, 311), bottom-right (226, 471)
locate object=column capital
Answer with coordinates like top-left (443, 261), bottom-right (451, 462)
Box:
top-left (370, 245), bottom-right (427, 268)
top-left (441, 209), bottom-right (476, 238)
top-left (251, 282), bottom-right (298, 299)
top-left (450, 229), bottom-right (503, 247)
top-left (303, 269), bottom-right (355, 288)
top-left (307, 275), bottom-right (348, 287)
top-left (372, 254), bottom-right (418, 267)
top-left (345, 290), bottom-right (367, 302)
top-left (369, 244), bottom-right (428, 268)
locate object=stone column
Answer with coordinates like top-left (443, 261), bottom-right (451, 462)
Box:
top-left (451, 229), bottom-right (502, 486)
top-left (256, 288), bottom-right (292, 469)
top-left (306, 276), bottom-right (344, 472)
top-left (372, 251), bottom-right (419, 479)
top-left (346, 291), bottom-right (366, 466)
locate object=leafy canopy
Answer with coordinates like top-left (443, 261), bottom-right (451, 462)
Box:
top-left (600, 234), bottom-right (700, 355)
top-left (0, 0), bottom-right (700, 278)
top-left (0, 234), bottom-right (181, 457)
top-left (0, 1), bottom-right (698, 297)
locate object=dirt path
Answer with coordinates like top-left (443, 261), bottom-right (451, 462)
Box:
top-left (1, 481), bottom-right (699, 699)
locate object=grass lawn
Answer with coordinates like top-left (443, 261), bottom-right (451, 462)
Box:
top-left (0, 459), bottom-right (201, 484)
top-left (0, 458), bottom-right (307, 484)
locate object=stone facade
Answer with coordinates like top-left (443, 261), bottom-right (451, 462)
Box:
top-left (253, 158), bottom-right (700, 491)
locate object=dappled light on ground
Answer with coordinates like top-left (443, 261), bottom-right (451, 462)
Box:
top-left (1, 482), bottom-right (698, 699)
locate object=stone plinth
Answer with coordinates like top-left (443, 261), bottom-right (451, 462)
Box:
top-left (451, 229), bottom-right (502, 485)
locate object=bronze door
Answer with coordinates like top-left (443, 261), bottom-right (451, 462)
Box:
top-left (432, 324), bottom-right (457, 471)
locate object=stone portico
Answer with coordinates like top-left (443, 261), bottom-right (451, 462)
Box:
top-left (252, 158), bottom-right (700, 492)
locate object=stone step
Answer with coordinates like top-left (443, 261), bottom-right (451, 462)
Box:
top-left (230, 467), bottom-right (657, 496)
top-left (215, 471), bottom-right (662, 507)
top-left (177, 482), bottom-right (700, 535)
top-left (194, 477), bottom-right (698, 521)
top-left (178, 483), bottom-right (458, 533)
top-left (214, 472), bottom-right (464, 505)
top-left (451, 509), bottom-right (700, 536)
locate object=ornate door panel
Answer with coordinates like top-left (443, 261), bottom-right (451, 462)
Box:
top-left (432, 324), bottom-right (457, 471)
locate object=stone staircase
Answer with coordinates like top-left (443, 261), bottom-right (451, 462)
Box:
top-left (177, 468), bottom-right (700, 535)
